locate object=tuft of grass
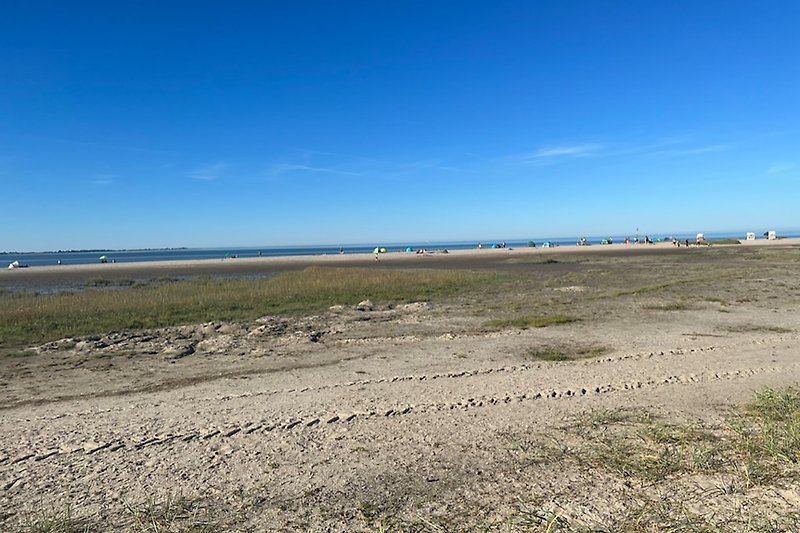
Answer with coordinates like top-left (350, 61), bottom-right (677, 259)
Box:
top-left (733, 386), bottom-right (800, 473)
top-left (0, 267), bottom-right (493, 351)
top-left (536, 352), bottom-right (570, 362)
top-left (644, 300), bottom-right (698, 311)
top-left (124, 493), bottom-right (218, 532)
top-left (525, 343), bottom-right (609, 362)
top-left (484, 315), bottom-right (578, 330)
top-left (580, 407), bottom-right (652, 427)
top-left (25, 504), bottom-right (93, 533)
top-left (527, 387), bottom-right (800, 491)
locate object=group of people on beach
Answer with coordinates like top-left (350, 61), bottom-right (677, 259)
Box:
top-left (477, 241), bottom-right (506, 249)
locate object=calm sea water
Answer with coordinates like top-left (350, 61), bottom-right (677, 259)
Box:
top-left (3, 231), bottom-right (798, 268)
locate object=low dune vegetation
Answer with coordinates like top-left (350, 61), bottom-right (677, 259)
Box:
top-left (0, 267), bottom-right (493, 351)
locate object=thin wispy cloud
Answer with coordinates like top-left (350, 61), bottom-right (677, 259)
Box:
top-left (271, 163), bottom-right (362, 177)
top-left (767, 162), bottom-right (795, 175)
top-left (91, 173), bottom-right (116, 185)
top-left (290, 150), bottom-right (477, 174)
top-left (402, 159), bottom-right (478, 173)
top-left (521, 143), bottom-right (602, 163)
top-left (506, 137), bottom-right (730, 167)
top-left (532, 144), bottom-right (602, 158)
top-left (654, 144), bottom-right (728, 157)
top-left (188, 162), bottom-right (227, 181)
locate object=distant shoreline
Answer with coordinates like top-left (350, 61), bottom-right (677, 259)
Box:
top-left (2, 238), bottom-right (798, 290)
top-left (3, 230), bottom-right (799, 256)
top-left (0, 247), bottom-right (191, 255)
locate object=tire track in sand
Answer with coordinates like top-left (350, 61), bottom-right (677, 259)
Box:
top-left (3, 360), bottom-right (793, 472)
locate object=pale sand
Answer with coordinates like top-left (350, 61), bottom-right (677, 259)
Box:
top-left (1, 240), bottom-right (799, 530)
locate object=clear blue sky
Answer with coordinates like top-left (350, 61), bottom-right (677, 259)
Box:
top-left (2, 1), bottom-right (798, 251)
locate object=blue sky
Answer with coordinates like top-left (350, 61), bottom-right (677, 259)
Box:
top-left (2, 1), bottom-right (798, 251)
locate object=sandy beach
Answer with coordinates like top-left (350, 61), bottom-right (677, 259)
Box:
top-left (3, 238), bottom-right (798, 290)
top-left (2, 240), bottom-right (799, 530)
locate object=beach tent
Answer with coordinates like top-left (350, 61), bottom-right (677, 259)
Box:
top-left (379, 248), bottom-right (387, 253)
top-left (99, 255), bottom-right (108, 264)
top-left (8, 260), bottom-right (19, 269)
top-left (491, 244), bottom-right (499, 249)
top-left (527, 241), bottom-right (536, 247)
top-left (405, 247), bottom-right (413, 253)
top-left (746, 232), bottom-right (756, 241)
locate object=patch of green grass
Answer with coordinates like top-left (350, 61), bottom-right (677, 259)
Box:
top-left (84, 278), bottom-right (137, 288)
top-left (706, 239), bottom-right (741, 245)
top-left (612, 282), bottom-right (676, 297)
top-left (512, 256), bottom-right (563, 264)
top-left (525, 343), bottom-right (609, 362)
top-left (733, 386), bottom-right (800, 476)
top-left (536, 352), bottom-right (570, 362)
top-left (644, 301), bottom-right (697, 311)
top-left (531, 386), bottom-right (800, 509)
top-left (484, 314), bottom-right (578, 330)
top-left (0, 267), bottom-right (493, 350)
top-left (725, 325), bottom-right (793, 334)
top-left (3, 348), bottom-right (36, 358)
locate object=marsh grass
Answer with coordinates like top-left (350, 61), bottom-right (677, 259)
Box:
top-left (0, 267), bottom-right (492, 351)
top-left (484, 315), bottom-right (578, 330)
